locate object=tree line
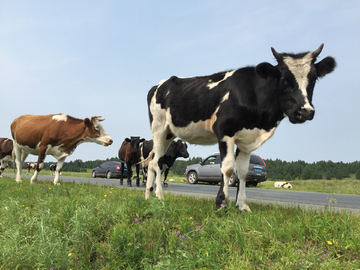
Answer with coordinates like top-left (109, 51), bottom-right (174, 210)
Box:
top-left (23, 157), bottom-right (360, 180)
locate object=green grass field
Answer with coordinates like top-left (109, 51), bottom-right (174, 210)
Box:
top-left (0, 176), bottom-right (360, 269)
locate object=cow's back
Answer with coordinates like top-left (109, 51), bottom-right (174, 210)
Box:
top-left (11, 115), bottom-right (54, 147)
top-left (118, 140), bottom-right (130, 162)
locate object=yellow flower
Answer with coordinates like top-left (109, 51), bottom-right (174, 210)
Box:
top-left (103, 199), bottom-right (106, 201)
top-left (110, 191), bottom-right (112, 194)
top-left (190, 217), bottom-right (193, 220)
top-left (111, 188), bottom-right (114, 190)
top-left (104, 194), bottom-right (107, 197)
top-left (49, 187), bottom-right (51, 190)
top-left (76, 210), bottom-right (78, 212)
top-left (327, 241), bottom-right (333, 245)
top-left (68, 253), bottom-right (72, 256)
top-left (206, 252), bottom-right (209, 257)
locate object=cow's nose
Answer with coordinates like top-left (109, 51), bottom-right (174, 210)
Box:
top-left (298, 108), bottom-right (314, 121)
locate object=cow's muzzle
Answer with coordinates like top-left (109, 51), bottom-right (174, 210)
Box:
top-left (293, 108), bottom-right (315, 123)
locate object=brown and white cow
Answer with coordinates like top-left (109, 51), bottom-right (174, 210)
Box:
top-left (11, 114), bottom-right (113, 185)
top-left (118, 136), bottom-right (145, 187)
top-left (26, 162), bottom-right (37, 174)
top-left (0, 138), bottom-right (14, 177)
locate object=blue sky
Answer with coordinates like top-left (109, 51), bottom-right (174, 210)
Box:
top-left (1, 1), bottom-right (359, 164)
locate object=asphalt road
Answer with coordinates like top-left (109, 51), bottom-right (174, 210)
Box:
top-left (4, 173), bottom-right (360, 215)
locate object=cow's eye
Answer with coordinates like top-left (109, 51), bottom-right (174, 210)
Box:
top-left (95, 125), bottom-right (100, 131)
top-left (280, 77), bottom-right (287, 85)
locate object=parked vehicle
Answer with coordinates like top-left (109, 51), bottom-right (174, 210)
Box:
top-left (186, 153), bottom-right (267, 187)
top-left (91, 161), bottom-right (132, 179)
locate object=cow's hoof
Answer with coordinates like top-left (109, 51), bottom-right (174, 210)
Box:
top-left (136, 182), bottom-right (140, 187)
top-left (163, 182), bottom-right (168, 187)
top-left (120, 180), bottom-right (123, 185)
top-left (127, 182), bottom-right (132, 187)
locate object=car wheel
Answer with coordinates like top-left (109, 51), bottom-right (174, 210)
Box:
top-left (92, 170), bottom-right (96, 178)
top-left (106, 171), bottom-right (112, 179)
top-left (188, 171), bottom-right (198, 184)
top-left (228, 173), bottom-right (237, 187)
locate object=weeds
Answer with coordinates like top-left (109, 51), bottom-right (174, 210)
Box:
top-left (0, 177), bottom-right (359, 269)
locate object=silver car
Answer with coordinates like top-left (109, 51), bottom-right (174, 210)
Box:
top-left (186, 153), bottom-right (267, 187)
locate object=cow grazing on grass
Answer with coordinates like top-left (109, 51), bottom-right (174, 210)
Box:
top-left (141, 139), bottom-right (189, 187)
top-left (118, 136), bottom-right (145, 187)
top-left (11, 114), bottom-right (113, 185)
top-left (0, 138), bottom-right (13, 177)
top-left (144, 44), bottom-right (336, 212)
top-left (274, 182), bottom-right (293, 188)
top-left (26, 162), bottom-right (37, 174)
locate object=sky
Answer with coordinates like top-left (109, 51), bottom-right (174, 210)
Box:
top-left (1, 1), bottom-right (359, 164)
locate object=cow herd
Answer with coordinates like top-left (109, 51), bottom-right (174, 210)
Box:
top-left (0, 44), bottom-right (336, 212)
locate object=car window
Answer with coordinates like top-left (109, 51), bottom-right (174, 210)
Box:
top-left (203, 156), bottom-right (216, 165)
top-left (250, 155), bottom-right (263, 165)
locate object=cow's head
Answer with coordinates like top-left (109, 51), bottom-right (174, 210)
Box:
top-left (84, 116), bottom-right (113, 146)
top-left (125, 136), bottom-right (145, 156)
top-left (175, 139), bottom-right (189, 158)
top-left (255, 44), bottom-right (336, 124)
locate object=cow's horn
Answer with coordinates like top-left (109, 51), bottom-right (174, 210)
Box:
top-left (91, 115), bottom-right (105, 122)
top-left (313, 43), bottom-right (324, 58)
top-left (271, 47), bottom-right (282, 61)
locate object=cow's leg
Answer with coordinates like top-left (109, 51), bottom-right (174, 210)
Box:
top-left (14, 144), bottom-right (27, 183)
top-left (30, 147), bottom-right (47, 184)
top-left (163, 167), bottom-right (169, 187)
top-left (234, 150), bottom-right (251, 212)
top-left (142, 165), bottom-right (148, 184)
top-left (120, 162), bottom-right (124, 185)
top-left (53, 158), bottom-right (65, 185)
top-left (145, 135), bottom-right (172, 199)
top-left (0, 160), bottom-right (6, 177)
top-left (126, 162), bottom-right (132, 187)
top-left (135, 164), bottom-right (140, 187)
top-left (216, 139), bottom-right (235, 209)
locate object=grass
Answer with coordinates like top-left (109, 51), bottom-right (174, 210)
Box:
top-left (0, 176), bottom-right (360, 269)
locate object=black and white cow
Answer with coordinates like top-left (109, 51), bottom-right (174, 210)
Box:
top-left (144, 44), bottom-right (336, 212)
top-left (141, 139), bottom-right (189, 187)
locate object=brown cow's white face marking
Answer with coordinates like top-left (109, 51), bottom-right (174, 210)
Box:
top-left (83, 116), bottom-right (113, 146)
top-left (53, 114), bottom-right (68, 122)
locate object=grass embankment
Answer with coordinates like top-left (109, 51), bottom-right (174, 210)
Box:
top-left (0, 177), bottom-right (359, 269)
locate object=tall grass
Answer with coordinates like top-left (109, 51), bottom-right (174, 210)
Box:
top-left (1, 177), bottom-right (359, 269)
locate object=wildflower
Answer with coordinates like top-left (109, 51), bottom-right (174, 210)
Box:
top-left (68, 253), bottom-right (72, 256)
top-left (44, 189), bottom-right (46, 192)
top-left (49, 187), bottom-right (51, 190)
top-left (91, 190), bottom-right (93, 192)
top-left (111, 187), bottom-right (114, 190)
top-left (104, 194), bottom-right (107, 197)
top-left (166, 221), bottom-right (169, 226)
top-left (40, 185), bottom-right (42, 187)
top-left (103, 199), bottom-right (106, 201)
top-left (190, 217), bottom-right (193, 220)
top-left (135, 218), bottom-right (139, 223)
top-left (206, 252), bottom-right (209, 257)
top-left (181, 236), bottom-right (184, 241)
top-left (177, 232), bottom-right (181, 237)
top-left (327, 241), bottom-right (333, 245)
top-left (110, 191), bottom-right (112, 194)
top-left (20, 221), bottom-right (23, 224)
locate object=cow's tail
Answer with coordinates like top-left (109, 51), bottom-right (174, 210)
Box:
top-left (137, 150), bottom-right (154, 166)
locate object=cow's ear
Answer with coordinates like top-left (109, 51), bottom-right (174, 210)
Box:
top-left (255, 62), bottom-right (279, 79)
top-left (125, 138), bottom-right (131, 142)
top-left (140, 138), bottom-right (145, 142)
top-left (84, 118), bottom-right (91, 127)
top-left (315, 56), bottom-right (336, 78)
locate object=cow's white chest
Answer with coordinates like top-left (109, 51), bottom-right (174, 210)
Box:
top-left (222, 127), bottom-right (278, 153)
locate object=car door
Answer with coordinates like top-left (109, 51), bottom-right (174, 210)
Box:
top-left (199, 156), bottom-right (218, 179)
